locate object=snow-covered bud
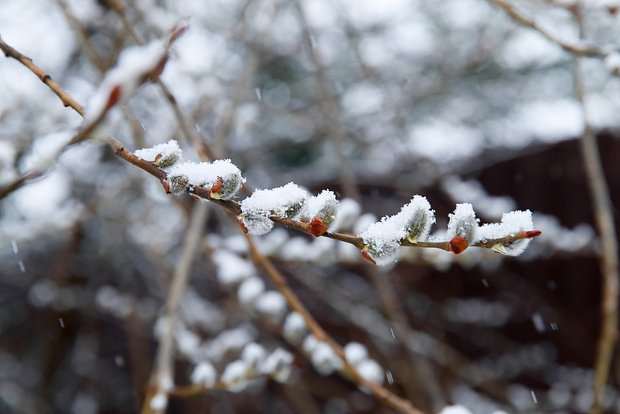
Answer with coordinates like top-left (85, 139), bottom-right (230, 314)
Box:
top-left (492, 210), bottom-right (534, 256)
top-left (360, 195), bottom-right (436, 265)
top-left (239, 212), bottom-right (274, 235)
top-left (283, 312), bottom-right (307, 346)
top-left (167, 160), bottom-right (244, 200)
top-left (303, 190), bottom-right (339, 236)
top-left (134, 139), bottom-right (182, 168)
top-left (240, 183), bottom-right (308, 235)
top-left (163, 173), bottom-right (189, 194)
top-left (401, 195), bottom-right (435, 243)
top-left (447, 203), bottom-right (478, 245)
top-left (207, 160), bottom-right (244, 200)
top-left (361, 240), bottom-right (400, 266)
top-left (191, 362), bottom-right (217, 387)
top-left (261, 348), bottom-right (294, 383)
top-left (310, 341), bottom-right (343, 376)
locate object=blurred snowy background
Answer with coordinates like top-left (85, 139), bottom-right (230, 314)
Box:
top-left (1, 0), bottom-right (619, 413)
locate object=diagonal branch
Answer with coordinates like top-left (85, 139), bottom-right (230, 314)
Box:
top-left (490, 0), bottom-right (607, 57)
top-left (0, 37), bottom-right (85, 115)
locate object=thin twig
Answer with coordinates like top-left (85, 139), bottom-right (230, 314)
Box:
top-left (292, 0), bottom-right (360, 201)
top-left (141, 203), bottom-right (209, 414)
top-left (109, 0), bottom-right (215, 162)
top-left (571, 5), bottom-right (619, 414)
top-left (490, 0), bottom-right (607, 57)
top-left (0, 37), bottom-right (85, 115)
top-left (55, 0), bottom-right (108, 72)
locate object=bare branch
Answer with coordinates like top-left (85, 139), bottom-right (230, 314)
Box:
top-left (490, 0), bottom-right (608, 57)
top-left (0, 37), bottom-right (85, 115)
top-left (141, 203), bottom-right (209, 414)
top-left (571, 6), bottom-right (619, 414)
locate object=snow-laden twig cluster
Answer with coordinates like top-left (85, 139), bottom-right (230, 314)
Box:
top-left (211, 245), bottom-right (386, 392)
top-left (83, 21), bottom-right (188, 127)
top-left (187, 342), bottom-right (293, 393)
top-left (132, 141), bottom-right (540, 267)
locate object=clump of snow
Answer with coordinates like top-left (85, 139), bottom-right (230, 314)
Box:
top-left (84, 40), bottom-right (168, 125)
top-left (134, 139), bottom-right (182, 168)
top-left (167, 159), bottom-right (244, 199)
top-left (261, 348), bottom-right (294, 383)
top-left (212, 250), bottom-right (254, 286)
top-left (191, 362), bottom-right (217, 387)
top-left (360, 196), bottom-right (435, 265)
top-left (447, 203), bottom-right (478, 244)
top-left (283, 312), bottom-right (307, 345)
top-left (237, 276), bottom-right (265, 308)
top-left (240, 183), bottom-right (308, 235)
top-left (311, 341), bottom-right (343, 376)
top-left (302, 190), bottom-right (339, 225)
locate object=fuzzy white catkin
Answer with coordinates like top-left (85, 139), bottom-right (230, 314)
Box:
top-left (311, 342), bottom-right (343, 376)
top-left (150, 393), bottom-right (168, 411)
top-left (356, 359), bottom-right (384, 385)
top-left (344, 342), bottom-right (368, 365)
top-left (283, 312), bottom-right (307, 345)
top-left (241, 342), bottom-right (267, 371)
top-left (221, 360), bottom-right (249, 392)
top-left (261, 348), bottom-right (294, 383)
top-left (237, 276), bottom-right (265, 308)
top-left (447, 203), bottom-right (478, 243)
top-left (191, 362), bottom-right (217, 387)
top-left (254, 291), bottom-right (287, 322)
top-left (302, 335), bottom-right (319, 355)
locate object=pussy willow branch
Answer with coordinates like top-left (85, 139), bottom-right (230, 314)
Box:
top-left (490, 0), bottom-right (607, 57)
top-left (240, 230), bottom-right (423, 414)
top-left (1, 37), bottom-right (541, 414)
top-left (0, 33), bottom-right (421, 414)
top-left (571, 5), bottom-right (619, 414)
